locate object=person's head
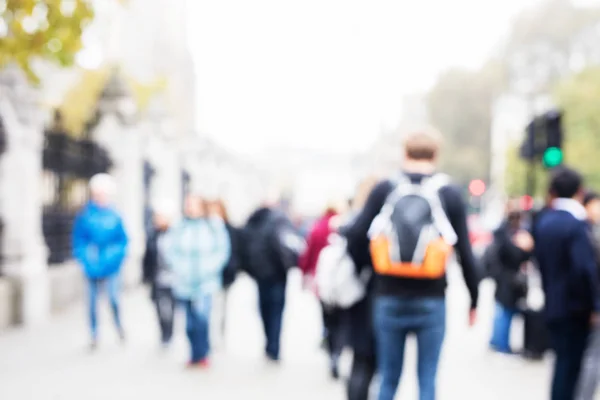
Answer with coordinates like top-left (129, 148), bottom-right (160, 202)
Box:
top-left (262, 187), bottom-right (281, 209)
top-left (208, 199), bottom-right (229, 222)
top-left (89, 173), bottom-right (116, 207)
top-left (584, 191), bottom-right (600, 224)
top-left (505, 198), bottom-right (523, 230)
top-left (549, 166), bottom-right (584, 201)
top-left (334, 197), bottom-right (351, 215)
top-left (402, 128), bottom-right (443, 171)
top-left (152, 200), bottom-right (175, 231)
top-left (184, 194), bottom-right (207, 219)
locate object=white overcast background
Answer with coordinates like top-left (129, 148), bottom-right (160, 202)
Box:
top-left (186, 0), bottom-right (544, 155)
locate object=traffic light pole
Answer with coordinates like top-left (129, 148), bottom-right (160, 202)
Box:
top-left (526, 160), bottom-right (536, 197)
top-left (525, 158), bottom-right (537, 225)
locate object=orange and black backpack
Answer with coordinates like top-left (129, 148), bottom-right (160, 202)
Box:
top-left (368, 173), bottom-right (458, 279)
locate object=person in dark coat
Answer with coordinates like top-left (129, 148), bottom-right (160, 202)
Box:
top-left (208, 199), bottom-right (245, 341)
top-left (339, 177), bottom-right (379, 400)
top-left (142, 205), bottom-right (175, 347)
top-left (534, 167), bottom-right (600, 400)
top-left (244, 196), bottom-right (306, 362)
top-left (489, 202), bottom-right (533, 354)
top-left (575, 191), bottom-right (600, 400)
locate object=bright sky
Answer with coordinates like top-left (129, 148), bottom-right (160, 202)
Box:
top-left (186, 0), bottom-right (541, 155)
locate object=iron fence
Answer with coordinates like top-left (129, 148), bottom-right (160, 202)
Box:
top-left (42, 116), bottom-right (112, 265)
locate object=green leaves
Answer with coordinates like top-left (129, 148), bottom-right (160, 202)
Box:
top-left (427, 61), bottom-right (505, 184)
top-left (0, 0), bottom-right (95, 83)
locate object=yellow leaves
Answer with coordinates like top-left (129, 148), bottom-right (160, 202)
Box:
top-left (58, 67), bottom-right (111, 137)
top-left (129, 76), bottom-right (168, 111)
top-left (58, 67), bottom-right (168, 137)
top-left (1, 0), bottom-right (95, 83)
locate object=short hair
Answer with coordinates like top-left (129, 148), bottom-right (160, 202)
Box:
top-left (89, 173), bottom-right (116, 196)
top-left (153, 199), bottom-right (177, 219)
top-left (403, 128), bottom-right (443, 161)
top-left (549, 166), bottom-right (583, 199)
top-left (584, 191), bottom-right (599, 206)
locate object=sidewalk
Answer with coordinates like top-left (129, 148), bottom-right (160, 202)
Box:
top-left (0, 270), bottom-right (551, 399)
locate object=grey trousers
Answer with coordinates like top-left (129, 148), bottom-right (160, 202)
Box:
top-left (576, 327), bottom-right (600, 400)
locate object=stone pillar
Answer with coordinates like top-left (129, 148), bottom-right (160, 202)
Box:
top-left (144, 95), bottom-right (183, 219)
top-left (91, 70), bottom-right (144, 287)
top-left (0, 66), bottom-right (49, 326)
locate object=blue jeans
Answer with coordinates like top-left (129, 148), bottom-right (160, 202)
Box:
top-left (88, 275), bottom-right (122, 340)
top-left (548, 317), bottom-right (590, 400)
top-left (183, 294), bottom-right (212, 363)
top-left (257, 279), bottom-right (286, 360)
top-left (374, 296), bottom-right (446, 400)
top-left (490, 302), bottom-right (517, 353)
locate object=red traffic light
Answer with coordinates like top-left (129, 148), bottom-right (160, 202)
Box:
top-left (468, 179), bottom-right (486, 197)
top-left (521, 195), bottom-right (534, 211)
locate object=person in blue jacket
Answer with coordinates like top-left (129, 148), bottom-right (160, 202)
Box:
top-left (162, 194), bottom-right (230, 368)
top-left (72, 173), bottom-right (129, 350)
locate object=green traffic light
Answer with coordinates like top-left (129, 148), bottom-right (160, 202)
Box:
top-left (543, 147), bottom-right (563, 168)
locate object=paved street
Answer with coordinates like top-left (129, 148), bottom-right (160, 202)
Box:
top-left (0, 268), bottom-right (553, 400)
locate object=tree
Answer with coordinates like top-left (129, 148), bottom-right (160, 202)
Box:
top-left (426, 60), bottom-right (505, 184)
top-left (555, 67), bottom-right (600, 190)
top-left (503, 0), bottom-right (600, 95)
top-left (59, 67), bottom-right (168, 136)
top-left (0, 0), bottom-right (96, 82)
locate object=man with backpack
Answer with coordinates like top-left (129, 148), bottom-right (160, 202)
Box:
top-left (344, 129), bottom-right (480, 400)
top-left (243, 194), bottom-right (305, 362)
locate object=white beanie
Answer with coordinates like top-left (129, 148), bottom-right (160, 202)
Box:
top-left (89, 173), bottom-right (116, 196)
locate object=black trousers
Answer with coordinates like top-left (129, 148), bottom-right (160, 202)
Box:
top-left (154, 287), bottom-right (176, 344)
top-left (257, 279), bottom-right (287, 360)
top-left (347, 353), bottom-right (377, 400)
top-left (321, 303), bottom-right (346, 362)
top-left (548, 317), bottom-right (590, 400)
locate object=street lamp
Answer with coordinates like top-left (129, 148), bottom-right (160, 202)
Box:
top-left (98, 68), bottom-right (138, 125)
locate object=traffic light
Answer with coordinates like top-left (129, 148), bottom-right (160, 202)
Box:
top-left (542, 111), bottom-right (563, 168)
top-left (519, 110), bottom-right (564, 169)
top-left (542, 147), bottom-right (563, 168)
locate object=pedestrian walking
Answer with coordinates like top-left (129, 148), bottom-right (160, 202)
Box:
top-left (207, 199), bottom-right (244, 347)
top-left (162, 194), bottom-right (230, 368)
top-left (299, 201), bottom-right (347, 379)
top-left (72, 173), bottom-right (128, 350)
top-left (243, 192), bottom-right (305, 362)
top-left (534, 167), bottom-right (600, 400)
top-left (575, 191), bottom-right (600, 400)
top-left (344, 129), bottom-right (480, 400)
top-left (488, 201), bottom-right (533, 354)
top-left (341, 177), bottom-right (379, 400)
top-left (142, 202), bottom-right (176, 348)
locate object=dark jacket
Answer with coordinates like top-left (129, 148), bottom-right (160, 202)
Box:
top-left (343, 174), bottom-right (480, 309)
top-left (534, 209), bottom-right (600, 322)
top-left (489, 223), bottom-right (531, 309)
top-left (243, 207), bottom-right (303, 282)
top-left (142, 227), bottom-right (170, 299)
top-left (222, 223), bottom-right (244, 289)
top-left (336, 215), bottom-right (374, 356)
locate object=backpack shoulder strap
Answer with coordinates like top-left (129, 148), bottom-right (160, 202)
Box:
top-left (380, 174), bottom-right (413, 213)
top-left (421, 173), bottom-right (457, 246)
